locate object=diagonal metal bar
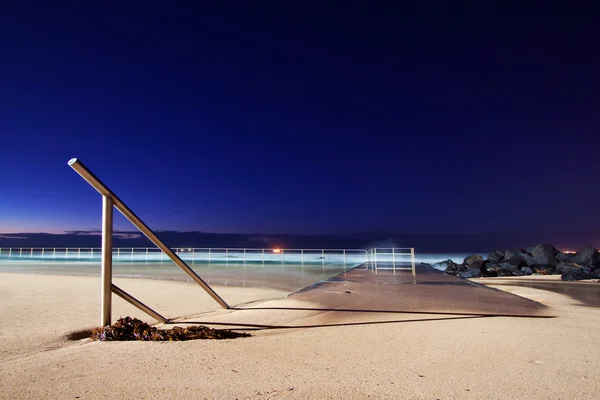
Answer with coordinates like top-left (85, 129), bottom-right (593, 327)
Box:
top-left (112, 284), bottom-right (168, 323)
top-left (68, 157), bottom-right (231, 309)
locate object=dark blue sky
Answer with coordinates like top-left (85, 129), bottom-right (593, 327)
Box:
top-left (1, 2), bottom-right (599, 237)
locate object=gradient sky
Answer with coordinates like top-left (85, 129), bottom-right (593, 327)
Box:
top-left (1, 2), bottom-right (599, 236)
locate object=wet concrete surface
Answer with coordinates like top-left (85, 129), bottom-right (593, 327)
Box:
top-left (479, 279), bottom-right (600, 308)
top-left (285, 264), bottom-right (552, 317)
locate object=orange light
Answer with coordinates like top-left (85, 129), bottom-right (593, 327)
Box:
top-left (273, 249), bottom-right (281, 253)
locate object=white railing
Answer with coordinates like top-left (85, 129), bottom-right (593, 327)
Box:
top-left (367, 248), bottom-right (416, 278)
top-left (0, 247), bottom-right (369, 265)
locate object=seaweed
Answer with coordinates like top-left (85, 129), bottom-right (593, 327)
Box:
top-left (91, 317), bottom-right (250, 341)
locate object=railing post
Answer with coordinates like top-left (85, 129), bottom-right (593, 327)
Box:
top-left (374, 248), bottom-right (377, 273)
top-left (208, 248), bottom-right (211, 263)
top-left (301, 249), bottom-right (304, 264)
top-left (243, 248), bottom-right (246, 263)
top-left (261, 249), bottom-right (264, 264)
top-left (411, 247), bottom-right (416, 281)
top-left (101, 195), bottom-right (114, 327)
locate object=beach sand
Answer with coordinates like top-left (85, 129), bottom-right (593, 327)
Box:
top-left (1, 271), bottom-right (599, 399)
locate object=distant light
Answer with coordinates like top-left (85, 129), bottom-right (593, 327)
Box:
top-left (564, 250), bottom-right (576, 254)
top-left (188, 248), bottom-right (191, 251)
top-left (273, 249), bottom-right (281, 253)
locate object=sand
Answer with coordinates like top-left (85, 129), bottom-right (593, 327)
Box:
top-left (1, 271), bottom-right (599, 399)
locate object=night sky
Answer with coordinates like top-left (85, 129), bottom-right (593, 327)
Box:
top-left (1, 2), bottom-right (599, 240)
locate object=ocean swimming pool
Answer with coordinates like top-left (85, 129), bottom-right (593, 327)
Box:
top-left (0, 248), bottom-right (373, 292)
top-left (0, 247), bottom-right (474, 292)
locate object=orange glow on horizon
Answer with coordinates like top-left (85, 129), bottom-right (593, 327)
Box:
top-left (272, 249), bottom-right (281, 253)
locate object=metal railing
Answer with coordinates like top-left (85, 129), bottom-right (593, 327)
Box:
top-left (368, 248), bottom-right (416, 279)
top-left (1, 157), bottom-right (418, 325)
top-left (67, 158), bottom-right (230, 326)
top-left (0, 247), bottom-right (369, 265)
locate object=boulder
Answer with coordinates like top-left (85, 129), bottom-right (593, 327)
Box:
top-left (497, 263), bottom-right (522, 276)
top-left (530, 264), bottom-right (555, 275)
top-left (592, 269), bottom-right (600, 279)
top-left (529, 244), bottom-right (559, 266)
top-left (464, 255), bottom-right (484, 268)
top-left (504, 255), bottom-right (524, 268)
top-left (555, 262), bottom-right (584, 274)
top-left (572, 247), bottom-right (600, 270)
top-left (504, 249), bottom-right (524, 260)
top-left (521, 253), bottom-right (538, 266)
top-left (561, 265), bottom-right (592, 281)
top-left (557, 252), bottom-right (576, 263)
top-left (460, 267), bottom-right (482, 279)
top-left (432, 259), bottom-right (456, 271)
top-left (483, 263), bottom-right (500, 277)
top-left (520, 266), bottom-right (533, 275)
top-left (444, 262), bottom-right (468, 276)
top-left (525, 246), bottom-right (536, 255)
top-left (487, 250), bottom-right (504, 263)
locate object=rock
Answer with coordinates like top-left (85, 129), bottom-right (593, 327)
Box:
top-left (443, 262), bottom-right (467, 276)
top-left (460, 267), bottom-right (482, 279)
top-left (529, 244), bottom-right (558, 266)
top-left (464, 255), bottom-right (484, 268)
top-left (531, 265), bottom-right (555, 275)
top-left (592, 269), bottom-right (600, 279)
top-left (488, 250), bottom-right (504, 263)
top-left (497, 263), bottom-right (522, 276)
top-left (555, 262), bottom-right (584, 274)
top-left (504, 255), bottom-right (524, 268)
top-left (483, 263), bottom-right (500, 277)
top-left (525, 246), bottom-right (536, 255)
top-left (521, 253), bottom-right (538, 266)
top-left (572, 247), bottom-right (600, 270)
top-left (504, 249), bottom-right (524, 260)
top-left (561, 265), bottom-right (592, 281)
top-left (557, 252), bottom-right (576, 263)
top-left (520, 266), bottom-right (533, 275)
top-left (432, 259), bottom-right (456, 271)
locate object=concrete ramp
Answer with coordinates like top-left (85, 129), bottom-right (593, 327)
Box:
top-left (173, 265), bottom-right (552, 330)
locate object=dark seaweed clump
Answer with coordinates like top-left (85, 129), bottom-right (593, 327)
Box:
top-left (91, 317), bottom-right (250, 341)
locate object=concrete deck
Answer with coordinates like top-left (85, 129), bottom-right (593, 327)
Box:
top-left (174, 264), bottom-right (552, 330)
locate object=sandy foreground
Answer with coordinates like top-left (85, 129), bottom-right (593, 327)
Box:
top-left (1, 272), bottom-right (599, 399)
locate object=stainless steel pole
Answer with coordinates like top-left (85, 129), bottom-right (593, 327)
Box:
top-left (101, 195), bottom-right (113, 327)
top-left (68, 158), bottom-right (230, 309)
top-left (112, 284), bottom-right (168, 323)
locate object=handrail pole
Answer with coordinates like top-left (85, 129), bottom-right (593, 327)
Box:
top-left (411, 247), bottom-right (416, 281)
top-left (112, 284), bottom-right (168, 323)
top-left (101, 195), bottom-right (113, 326)
top-left (68, 158), bottom-right (231, 309)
